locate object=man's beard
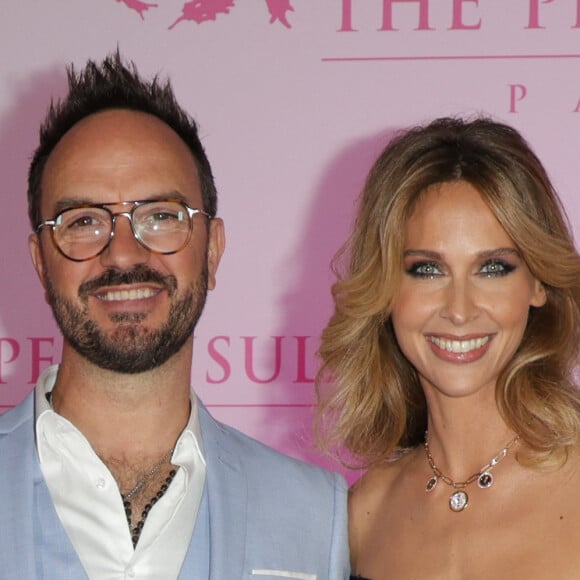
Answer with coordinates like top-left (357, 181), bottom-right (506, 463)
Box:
top-left (44, 263), bottom-right (208, 374)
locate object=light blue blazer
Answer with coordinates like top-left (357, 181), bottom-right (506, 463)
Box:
top-left (0, 392), bottom-right (349, 579)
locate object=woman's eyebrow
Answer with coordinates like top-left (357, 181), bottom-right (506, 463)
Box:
top-left (403, 247), bottom-right (520, 259)
top-left (477, 247), bottom-right (521, 259)
top-left (403, 249), bottom-right (442, 259)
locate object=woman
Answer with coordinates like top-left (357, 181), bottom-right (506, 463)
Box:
top-left (317, 117), bottom-right (580, 578)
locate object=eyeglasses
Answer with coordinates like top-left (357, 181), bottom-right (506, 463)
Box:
top-left (36, 198), bottom-right (211, 262)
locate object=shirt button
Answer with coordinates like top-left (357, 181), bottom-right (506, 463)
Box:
top-left (96, 478), bottom-right (106, 489)
top-left (126, 568), bottom-right (135, 578)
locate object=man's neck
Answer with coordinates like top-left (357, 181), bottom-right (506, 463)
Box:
top-left (50, 343), bottom-right (193, 461)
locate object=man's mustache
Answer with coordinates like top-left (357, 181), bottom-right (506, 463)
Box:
top-left (78, 265), bottom-right (177, 298)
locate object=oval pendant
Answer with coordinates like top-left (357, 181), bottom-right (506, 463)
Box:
top-left (426, 476), bottom-right (438, 492)
top-left (477, 471), bottom-right (494, 489)
top-left (449, 490), bottom-right (468, 512)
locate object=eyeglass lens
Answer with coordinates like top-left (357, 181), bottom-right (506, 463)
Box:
top-left (53, 200), bottom-right (194, 260)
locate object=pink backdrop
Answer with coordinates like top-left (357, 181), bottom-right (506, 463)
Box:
top-left (2, 0), bottom-right (580, 481)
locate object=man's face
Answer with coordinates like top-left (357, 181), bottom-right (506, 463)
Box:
top-left (29, 109), bottom-right (224, 373)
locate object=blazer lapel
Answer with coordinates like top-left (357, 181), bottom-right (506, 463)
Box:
top-left (198, 402), bottom-right (248, 579)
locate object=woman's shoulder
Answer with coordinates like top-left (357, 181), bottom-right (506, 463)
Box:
top-left (349, 449), bottom-right (419, 548)
top-left (350, 448), bottom-right (417, 505)
top-left (349, 448), bottom-right (426, 578)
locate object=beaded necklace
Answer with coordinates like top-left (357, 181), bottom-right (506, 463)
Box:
top-left (121, 448), bottom-right (176, 547)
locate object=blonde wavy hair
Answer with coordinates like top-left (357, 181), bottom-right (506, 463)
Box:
top-left (316, 117), bottom-right (580, 469)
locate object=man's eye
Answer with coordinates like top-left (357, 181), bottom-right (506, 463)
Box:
top-left (71, 215), bottom-right (97, 227)
top-left (151, 212), bottom-right (178, 221)
top-left (62, 214), bottom-right (104, 230)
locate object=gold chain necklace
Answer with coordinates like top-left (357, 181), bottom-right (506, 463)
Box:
top-left (423, 431), bottom-right (519, 512)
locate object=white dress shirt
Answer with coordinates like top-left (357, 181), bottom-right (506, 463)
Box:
top-left (35, 365), bottom-right (206, 580)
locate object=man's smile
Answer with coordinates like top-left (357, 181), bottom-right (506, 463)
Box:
top-left (95, 286), bottom-right (161, 302)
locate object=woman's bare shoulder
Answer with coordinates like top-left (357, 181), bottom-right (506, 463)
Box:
top-left (349, 449), bottom-right (417, 514)
top-left (348, 450), bottom-right (418, 571)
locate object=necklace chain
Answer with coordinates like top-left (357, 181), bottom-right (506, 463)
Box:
top-left (122, 447), bottom-right (175, 501)
top-left (423, 431), bottom-right (519, 512)
top-left (120, 447), bottom-right (176, 547)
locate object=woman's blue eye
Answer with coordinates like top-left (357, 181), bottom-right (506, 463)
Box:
top-left (406, 262), bottom-right (442, 278)
top-left (480, 259), bottom-right (515, 278)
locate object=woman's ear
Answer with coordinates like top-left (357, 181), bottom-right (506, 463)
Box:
top-left (530, 279), bottom-right (547, 308)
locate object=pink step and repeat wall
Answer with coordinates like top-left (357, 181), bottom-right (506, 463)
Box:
top-left (2, 1), bottom-right (580, 480)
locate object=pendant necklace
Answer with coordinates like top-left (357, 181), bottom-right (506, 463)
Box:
top-left (423, 431), bottom-right (519, 512)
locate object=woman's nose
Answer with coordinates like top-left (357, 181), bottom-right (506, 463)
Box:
top-left (439, 279), bottom-right (480, 325)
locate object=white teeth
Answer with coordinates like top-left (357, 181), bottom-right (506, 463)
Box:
top-left (429, 336), bottom-right (490, 353)
top-left (98, 288), bottom-right (157, 302)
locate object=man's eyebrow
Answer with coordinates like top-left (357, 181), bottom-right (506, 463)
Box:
top-left (51, 191), bottom-right (189, 213)
top-left (52, 197), bottom-right (96, 213)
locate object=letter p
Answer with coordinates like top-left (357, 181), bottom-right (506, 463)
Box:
top-left (0, 338), bottom-right (19, 384)
top-left (508, 84), bottom-right (527, 113)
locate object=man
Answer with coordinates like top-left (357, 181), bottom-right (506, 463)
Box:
top-left (0, 52), bottom-right (349, 579)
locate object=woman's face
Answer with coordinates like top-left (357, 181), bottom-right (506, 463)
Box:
top-left (390, 180), bottom-right (546, 401)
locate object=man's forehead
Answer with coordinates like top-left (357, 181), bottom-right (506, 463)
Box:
top-left (48, 109), bottom-right (191, 158)
top-left (40, 109), bottom-right (202, 213)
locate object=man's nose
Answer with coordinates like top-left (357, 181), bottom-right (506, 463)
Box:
top-left (99, 213), bottom-right (150, 269)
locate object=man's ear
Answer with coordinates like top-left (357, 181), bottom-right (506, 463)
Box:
top-left (28, 233), bottom-right (50, 301)
top-left (29, 233), bottom-right (46, 286)
top-left (206, 218), bottom-right (225, 290)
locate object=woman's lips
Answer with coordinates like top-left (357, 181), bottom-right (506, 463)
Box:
top-left (426, 334), bottom-right (494, 362)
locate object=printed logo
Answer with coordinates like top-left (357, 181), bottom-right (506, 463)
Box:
top-left (117, 0), bottom-right (159, 20)
top-left (265, 0), bottom-right (294, 28)
top-left (117, 0), bottom-right (295, 29)
top-left (169, 0), bottom-right (236, 29)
